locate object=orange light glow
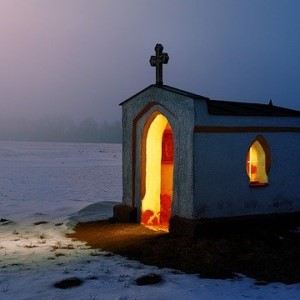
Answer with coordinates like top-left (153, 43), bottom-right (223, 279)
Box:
top-left (141, 113), bottom-right (173, 231)
top-left (246, 140), bottom-right (268, 185)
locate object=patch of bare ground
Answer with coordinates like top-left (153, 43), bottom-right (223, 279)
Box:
top-left (67, 219), bottom-right (300, 284)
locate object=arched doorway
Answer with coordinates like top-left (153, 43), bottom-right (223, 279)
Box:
top-left (140, 112), bottom-right (174, 231)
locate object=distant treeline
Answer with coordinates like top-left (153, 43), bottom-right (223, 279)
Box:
top-left (0, 116), bottom-right (122, 143)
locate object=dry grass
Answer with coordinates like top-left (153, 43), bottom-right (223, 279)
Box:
top-left (68, 219), bottom-right (300, 284)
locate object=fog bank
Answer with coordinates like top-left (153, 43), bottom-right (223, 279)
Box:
top-left (0, 115), bottom-right (121, 143)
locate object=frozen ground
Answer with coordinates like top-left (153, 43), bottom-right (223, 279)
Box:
top-left (0, 140), bottom-right (299, 299)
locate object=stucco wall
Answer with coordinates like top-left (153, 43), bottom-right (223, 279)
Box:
top-left (193, 131), bottom-right (300, 219)
top-left (121, 86), bottom-right (195, 219)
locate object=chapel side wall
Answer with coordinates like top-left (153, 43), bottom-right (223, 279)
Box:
top-left (193, 101), bottom-right (300, 218)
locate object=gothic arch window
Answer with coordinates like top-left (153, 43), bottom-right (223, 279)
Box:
top-left (246, 136), bottom-right (271, 186)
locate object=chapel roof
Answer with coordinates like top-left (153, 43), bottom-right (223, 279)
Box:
top-left (120, 84), bottom-right (300, 117)
top-left (119, 84), bottom-right (209, 106)
top-left (207, 99), bottom-right (300, 117)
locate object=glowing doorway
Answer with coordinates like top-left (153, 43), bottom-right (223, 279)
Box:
top-left (140, 113), bottom-right (174, 231)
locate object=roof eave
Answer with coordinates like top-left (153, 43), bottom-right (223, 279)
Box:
top-left (119, 84), bottom-right (210, 106)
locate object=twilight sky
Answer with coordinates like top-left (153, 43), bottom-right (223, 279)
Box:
top-left (0, 0), bottom-right (300, 122)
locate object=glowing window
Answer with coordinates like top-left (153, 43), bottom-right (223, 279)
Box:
top-left (246, 136), bottom-right (270, 186)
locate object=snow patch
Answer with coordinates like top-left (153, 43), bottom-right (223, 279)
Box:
top-left (0, 141), bottom-right (299, 299)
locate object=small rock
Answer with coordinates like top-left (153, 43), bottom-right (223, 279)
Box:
top-left (0, 218), bottom-right (12, 225)
top-left (54, 277), bottom-right (84, 289)
top-left (33, 221), bottom-right (49, 225)
top-left (135, 273), bottom-right (163, 286)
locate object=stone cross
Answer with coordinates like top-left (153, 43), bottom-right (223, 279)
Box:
top-left (149, 44), bottom-right (169, 86)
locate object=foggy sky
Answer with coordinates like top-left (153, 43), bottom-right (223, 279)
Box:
top-left (1, 0), bottom-right (300, 122)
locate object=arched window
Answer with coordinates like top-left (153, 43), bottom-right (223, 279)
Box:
top-left (246, 136), bottom-right (270, 186)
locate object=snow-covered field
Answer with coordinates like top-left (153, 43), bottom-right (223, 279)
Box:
top-left (0, 140), bottom-right (299, 299)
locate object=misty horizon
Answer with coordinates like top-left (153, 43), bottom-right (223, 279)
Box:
top-left (0, 115), bottom-right (121, 143)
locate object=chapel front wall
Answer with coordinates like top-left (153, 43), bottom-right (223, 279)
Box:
top-left (122, 86), bottom-right (196, 219)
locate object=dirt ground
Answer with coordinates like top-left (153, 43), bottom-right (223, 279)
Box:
top-left (68, 219), bottom-right (300, 284)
